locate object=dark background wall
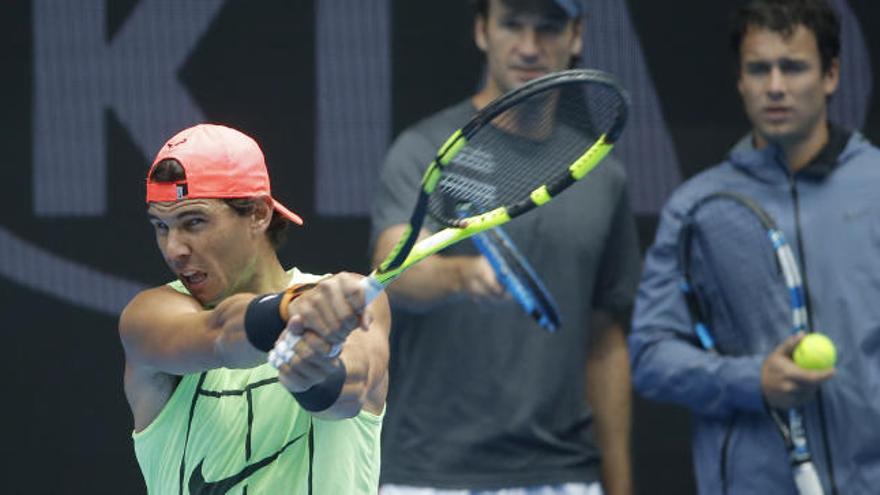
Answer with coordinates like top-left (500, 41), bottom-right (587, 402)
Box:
top-left (1, 1), bottom-right (878, 493)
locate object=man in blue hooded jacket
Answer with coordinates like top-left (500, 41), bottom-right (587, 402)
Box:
top-left (629, 0), bottom-right (880, 493)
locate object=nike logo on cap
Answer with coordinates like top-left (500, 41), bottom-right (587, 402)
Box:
top-left (167, 137), bottom-right (188, 148)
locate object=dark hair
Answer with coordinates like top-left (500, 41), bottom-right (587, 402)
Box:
top-left (149, 159), bottom-right (289, 249)
top-left (730, 0), bottom-right (840, 74)
top-left (471, 0), bottom-right (574, 22)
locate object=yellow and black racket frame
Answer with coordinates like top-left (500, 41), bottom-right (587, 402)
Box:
top-left (376, 69), bottom-right (629, 286)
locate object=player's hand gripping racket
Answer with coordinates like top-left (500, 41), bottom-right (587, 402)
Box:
top-left (679, 191), bottom-right (824, 495)
top-left (471, 226), bottom-right (561, 331)
top-left (270, 69), bottom-right (628, 364)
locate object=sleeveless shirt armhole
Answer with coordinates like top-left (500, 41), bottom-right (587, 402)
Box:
top-left (355, 404), bottom-right (386, 424)
top-left (131, 372), bottom-right (200, 441)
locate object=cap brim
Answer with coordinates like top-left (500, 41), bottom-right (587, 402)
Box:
top-left (272, 199), bottom-right (304, 226)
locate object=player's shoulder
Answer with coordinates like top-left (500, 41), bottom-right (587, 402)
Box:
top-left (594, 152), bottom-right (628, 186)
top-left (125, 283), bottom-right (196, 309)
top-left (119, 285), bottom-right (200, 334)
top-left (840, 131), bottom-right (880, 165)
top-left (395, 99), bottom-right (474, 146)
top-left (382, 100), bottom-right (474, 173)
top-left (663, 156), bottom-right (744, 218)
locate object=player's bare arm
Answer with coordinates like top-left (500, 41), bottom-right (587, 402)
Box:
top-left (120, 285), bottom-right (266, 430)
top-left (586, 311), bottom-right (633, 495)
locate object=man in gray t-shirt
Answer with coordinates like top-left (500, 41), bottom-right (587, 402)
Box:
top-left (370, 1), bottom-right (641, 494)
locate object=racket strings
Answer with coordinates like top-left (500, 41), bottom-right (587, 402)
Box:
top-left (686, 199), bottom-right (791, 355)
top-left (428, 81), bottom-right (625, 225)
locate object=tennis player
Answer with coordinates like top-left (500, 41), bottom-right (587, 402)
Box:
top-left (119, 123), bottom-right (390, 494)
top-left (629, 0), bottom-right (880, 493)
top-left (371, 1), bottom-right (641, 494)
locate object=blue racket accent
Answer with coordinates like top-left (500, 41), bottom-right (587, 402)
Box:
top-left (471, 226), bottom-right (562, 332)
top-left (767, 229), bottom-right (809, 336)
top-left (679, 279), bottom-right (716, 351)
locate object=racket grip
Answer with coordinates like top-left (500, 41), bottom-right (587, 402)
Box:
top-left (268, 276), bottom-right (382, 369)
top-left (360, 276), bottom-right (385, 306)
top-left (268, 333), bottom-right (343, 369)
top-left (793, 462), bottom-right (825, 495)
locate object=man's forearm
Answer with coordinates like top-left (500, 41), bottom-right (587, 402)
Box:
top-left (121, 289), bottom-right (266, 377)
top-left (586, 321), bottom-right (633, 495)
top-left (313, 329), bottom-right (389, 420)
top-left (373, 225), bottom-right (473, 312)
top-left (383, 255), bottom-right (471, 311)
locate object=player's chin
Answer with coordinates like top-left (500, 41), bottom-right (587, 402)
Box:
top-left (498, 68), bottom-right (540, 88)
top-left (193, 284), bottom-right (226, 308)
top-left (756, 123), bottom-right (797, 143)
top-left (197, 293), bottom-right (223, 308)
top-left (511, 71), bottom-right (547, 86)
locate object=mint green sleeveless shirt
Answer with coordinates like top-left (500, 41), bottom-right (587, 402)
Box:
top-left (132, 268), bottom-right (383, 494)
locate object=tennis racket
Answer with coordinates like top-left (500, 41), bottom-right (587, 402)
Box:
top-left (471, 226), bottom-right (561, 332)
top-left (678, 191), bottom-right (823, 495)
top-left (270, 69), bottom-right (628, 364)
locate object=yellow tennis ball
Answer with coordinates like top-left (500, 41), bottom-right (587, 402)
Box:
top-left (793, 333), bottom-right (837, 370)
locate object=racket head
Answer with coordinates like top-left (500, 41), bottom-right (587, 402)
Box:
top-left (428, 69), bottom-right (629, 227)
top-left (471, 227), bottom-right (562, 332)
top-left (678, 192), bottom-right (797, 355)
top-left (375, 69), bottom-right (628, 284)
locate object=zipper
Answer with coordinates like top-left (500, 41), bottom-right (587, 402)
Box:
top-left (719, 414), bottom-right (736, 495)
top-left (787, 174), bottom-right (840, 495)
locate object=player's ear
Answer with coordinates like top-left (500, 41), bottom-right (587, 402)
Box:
top-left (252, 196), bottom-right (274, 234)
top-left (569, 18), bottom-right (583, 58)
top-left (736, 65), bottom-right (746, 97)
top-left (474, 14), bottom-right (488, 53)
top-left (823, 56), bottom-right (840, 97)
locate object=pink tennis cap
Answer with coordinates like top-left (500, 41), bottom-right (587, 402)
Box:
top-left (146, 123), bottom-right (303, 225)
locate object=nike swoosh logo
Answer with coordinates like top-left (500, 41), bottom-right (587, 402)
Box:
top-left (843, 207), bottom-right (871, 221)
top-left (188, 432), bottom-right (306, 494)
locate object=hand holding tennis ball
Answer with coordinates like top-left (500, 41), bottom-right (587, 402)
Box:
top-left (793, 333), bottom-right (837, 370)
